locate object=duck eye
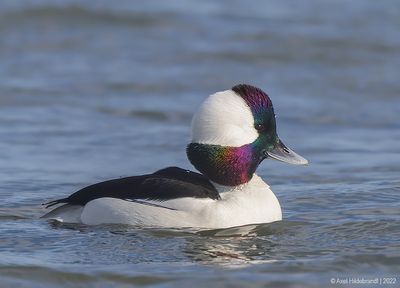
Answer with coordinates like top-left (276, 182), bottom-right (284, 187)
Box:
top-left (254, 123), bottom-right (265, 132)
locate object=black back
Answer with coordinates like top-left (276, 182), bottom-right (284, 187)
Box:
top-left (45, 167), bottom-right (220, 207)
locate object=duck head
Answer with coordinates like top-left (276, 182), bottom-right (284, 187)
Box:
top-left (187, 84), bottom-right (308, 186)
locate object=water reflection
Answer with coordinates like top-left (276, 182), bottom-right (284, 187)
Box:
top-left (182, 223), bottom-right (294, 267)
top-left (42, 221), bottom-right (294, 266)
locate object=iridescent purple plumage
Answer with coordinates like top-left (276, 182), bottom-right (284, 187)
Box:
top-left (232, 84), bottom-right (273, 114)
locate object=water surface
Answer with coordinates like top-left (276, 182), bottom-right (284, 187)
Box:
top-left (0, 1), bottom-right (399, 287)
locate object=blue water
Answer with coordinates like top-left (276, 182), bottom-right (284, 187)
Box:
top-left (0, 1), bottom-right (399, 287)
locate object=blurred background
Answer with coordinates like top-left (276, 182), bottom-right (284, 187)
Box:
top-left (0, 1), bottom-right (399, 287)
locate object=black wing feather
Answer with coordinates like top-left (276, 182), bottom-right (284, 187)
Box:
top-left (44, 167), bottom-right (220, 208)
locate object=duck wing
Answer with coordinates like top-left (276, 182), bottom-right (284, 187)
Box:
top-left (44, 167), bottom-right (220, 208)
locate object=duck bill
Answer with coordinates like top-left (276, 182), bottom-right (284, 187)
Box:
top-left (266, 139), bottom-right (308, 165)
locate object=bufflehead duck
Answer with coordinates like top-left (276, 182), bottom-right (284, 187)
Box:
top-left (43, 84), bottom-right (308, 228)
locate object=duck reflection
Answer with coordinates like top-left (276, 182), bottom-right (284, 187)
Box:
top-left (182, 223), bottom-right (283, 267)
top-left (46, 219), bottom-right (300, 267)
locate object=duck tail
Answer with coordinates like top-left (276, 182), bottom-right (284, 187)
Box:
top-left (42, 198), bottom-right (68, 208)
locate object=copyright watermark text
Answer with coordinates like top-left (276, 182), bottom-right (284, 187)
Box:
top-left (330, 277), bottom-right (397, 285)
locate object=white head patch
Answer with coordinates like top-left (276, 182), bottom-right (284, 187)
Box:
top-left (191, 90), bottom-right (258, 147)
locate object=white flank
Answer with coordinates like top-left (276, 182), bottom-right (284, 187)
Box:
top-left (78, 174), bottom-right (282, 229)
